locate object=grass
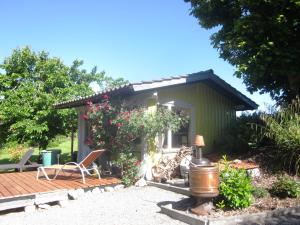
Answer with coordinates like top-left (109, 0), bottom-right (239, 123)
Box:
top-left (0, 135), bottom-right (78, 166)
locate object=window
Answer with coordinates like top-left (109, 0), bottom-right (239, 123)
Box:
top-left (161, 104), bottom-right (191, 150)
top-left (172, 121), bottom-right (189, 147)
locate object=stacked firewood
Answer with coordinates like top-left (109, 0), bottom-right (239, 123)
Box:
top-left (152, 146), bottom-right (192, 182)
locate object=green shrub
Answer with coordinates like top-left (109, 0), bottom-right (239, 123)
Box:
top-left (252, 186), bottom-right (269, 198)
top-left (113, 149), bottom-right (140, 187)
top-left (215, 200), bottom-right (225, 210)
top-left (7, 143), bottom-right (27, 163)
top-left (261, 97), bottom-right (300, 174)
top-left (270, 176), bottom-right (300, 198)
top-left (218, 156), bottom-right (253, 209)
top-left (215, 113), bottom-right (264, 154)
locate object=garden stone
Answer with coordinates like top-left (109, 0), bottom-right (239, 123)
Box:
top-left (38, 204), bottom-right (51, 210)
top-left (247, 168), bottom-right (261, 178)
top-left (68, 190), bottom-right (79, 200)
top-left (24, 205), bottom-right (36, 213)
top-left (58, 200), bottom-right (69, 208)
top-left (92, 187), bottom-right (101, 194)
top-left (114, 184), bottom-right (125, 190)
top-left (233, 159), bottom-right (242, 164)
top-left (84, 190), bottom-right (92, 196)
top-left (135, 178), bottom-right (147, 187)
top-left (76, 189), bottom-right (85, 197)
top-left (104, 186), bottom-right (114, 192)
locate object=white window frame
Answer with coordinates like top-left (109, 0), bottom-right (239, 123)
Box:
top-left (160, 100), bottom-right (196, 153)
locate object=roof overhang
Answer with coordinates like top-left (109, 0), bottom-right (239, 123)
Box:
top-left (54, 85), bottom-right (134, 109)
top-left (54, 69), bottom-right (258, 111)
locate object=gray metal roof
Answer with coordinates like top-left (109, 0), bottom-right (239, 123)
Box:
top-left (54, 69), bottom-right (258, 110)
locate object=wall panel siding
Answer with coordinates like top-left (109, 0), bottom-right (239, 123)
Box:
top-left (158, 83), bottom-right (236, 152)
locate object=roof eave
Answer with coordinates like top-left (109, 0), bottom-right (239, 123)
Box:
top-left (187, 70), bottom-right (258, 110)
top-left (53, 69), bottom-right (258, 111)
top-left (54, 85), bottom-right (134, 109)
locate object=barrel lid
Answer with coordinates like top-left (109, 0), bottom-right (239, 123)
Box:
top-left (191, 157), bottom-right (211, 166)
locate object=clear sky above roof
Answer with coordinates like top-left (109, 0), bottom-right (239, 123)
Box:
top-left (0, 0), bottom-right (275, 111)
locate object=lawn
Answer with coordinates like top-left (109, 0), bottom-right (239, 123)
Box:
top-left (0, 135), bottom-right (77, 165)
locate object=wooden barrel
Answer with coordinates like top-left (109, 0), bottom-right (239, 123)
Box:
top-left (189, 165), bottom-right (219, 198)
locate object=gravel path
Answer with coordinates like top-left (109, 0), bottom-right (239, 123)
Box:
top-left (0, 186), bottom-right (187, 225)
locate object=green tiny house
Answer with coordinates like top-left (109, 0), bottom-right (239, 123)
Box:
top-left (54, 69), bottom-right (258, 161)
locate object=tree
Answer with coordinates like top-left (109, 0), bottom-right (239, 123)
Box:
top-left (0, 47), bottom-right (127, 149)
top-left (185, 0), bottom-right (300, 103)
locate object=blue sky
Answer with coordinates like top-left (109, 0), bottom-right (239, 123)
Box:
top-left (0, 0), bottom-right (274, 110)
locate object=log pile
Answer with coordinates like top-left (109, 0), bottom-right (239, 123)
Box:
top-left (152, 146), bottom-right (192, 182)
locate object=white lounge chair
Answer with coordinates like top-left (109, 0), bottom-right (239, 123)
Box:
top-left (36, 149), bottom-right (106, 184)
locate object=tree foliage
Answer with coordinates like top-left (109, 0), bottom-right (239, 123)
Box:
top-left (0, 47), bottom-right (127, 149)
top-left (185, 0), bottom-right (300, 103)
top-left (261, 97), bottom-right (300, 174)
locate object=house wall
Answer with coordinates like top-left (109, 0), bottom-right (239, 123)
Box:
top-left (156, 82), bottom-right (236, 152)
top-left (77, 107), bottom-right (91, 162)
top-left (76, 82), bottom-right (236, 162)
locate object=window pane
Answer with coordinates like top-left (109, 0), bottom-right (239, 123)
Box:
top-left (172, 107), bottom-right (190, 148)
top-left (163, 131), bottom-right (168, 148)
top-left (160, 104), bottom-right (190, 149)
top-left (172, 121), bottom-right (189, 147)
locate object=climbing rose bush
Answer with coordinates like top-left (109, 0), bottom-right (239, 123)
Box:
top-left (82, 94), bottom-right (188, 185)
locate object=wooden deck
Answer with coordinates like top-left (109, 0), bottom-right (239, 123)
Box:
top-left (0, 171), bottom-right (120, 199)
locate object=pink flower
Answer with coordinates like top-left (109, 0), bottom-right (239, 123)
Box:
top-left (95, 105), bottom-right (101, 111)
top-left (101, 102), bottom-right (108, 108)
top-left (86, 101), bottom-right (93, 107)
top-left (102, 94), bottom-right (109, 100)
top-left (85, 137), bottom-right (93, 146)
top-left (81, 113), bottom-right (89, 120)
top-left (98, 139), bottom-right (105, 146)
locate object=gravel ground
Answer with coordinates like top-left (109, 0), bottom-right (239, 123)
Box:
top-left (0, 186), bottom-right (187, 225)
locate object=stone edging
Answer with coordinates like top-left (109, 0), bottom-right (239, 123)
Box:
top-left (0, 184), bottom-right (125, 213)
top-left (147, 181), bottom-right (190, 196)
top-left (160, 204), bottom-right (208, 225)
top-left (149, 181), bottom-right (300, 225)
top-left (160, 203), bottom-right (300, 225)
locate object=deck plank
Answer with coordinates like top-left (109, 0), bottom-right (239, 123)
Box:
top-left (0, 175), bottom-right (14, 197)
top-left (0, 171), bottom-right (120, 200)
top-left (48, 174), bottom-right (87, 189)
top-left (2, 173), bottom-right (31, 195)
top-left (38, 169), bottom-right (89, 189)
top-left (17, 172), bottom-right (51, 193)
top-left (0, 173), bottom-right (23, 196)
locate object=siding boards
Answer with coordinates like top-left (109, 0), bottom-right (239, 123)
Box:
top-left (158, 83), bottom-right (235, 152)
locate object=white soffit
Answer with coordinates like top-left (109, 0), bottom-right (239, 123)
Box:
top-left (132, 77), bottom-right (187, 92)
